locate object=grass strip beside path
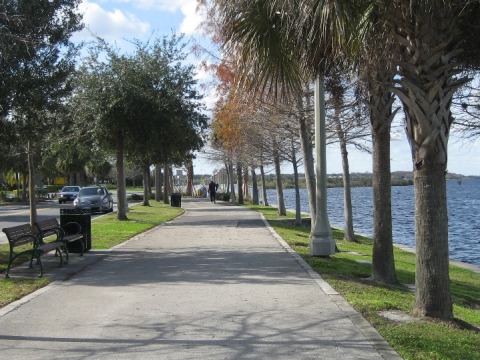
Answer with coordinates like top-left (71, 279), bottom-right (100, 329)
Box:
top-left (0, 201), bottom-right (183, 308)
top-left (248, 204), bottom-right (480, 360)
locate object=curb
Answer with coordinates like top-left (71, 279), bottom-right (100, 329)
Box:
top-left (259, 213), bottom-right (403, 360)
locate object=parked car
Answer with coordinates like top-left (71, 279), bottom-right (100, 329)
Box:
top-left (73, 186), bottom-right (114, 213)
top-left (58, 186), bottom-right (81, 204)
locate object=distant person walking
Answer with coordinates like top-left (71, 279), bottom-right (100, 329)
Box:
top-left (208, 180), bottom-right (219, 203)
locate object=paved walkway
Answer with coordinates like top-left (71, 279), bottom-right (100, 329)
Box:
top-left (0, 198), bottom-right (401, 359)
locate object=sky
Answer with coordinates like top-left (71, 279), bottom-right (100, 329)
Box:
top-left (73, 0), bottom-right (480, 177)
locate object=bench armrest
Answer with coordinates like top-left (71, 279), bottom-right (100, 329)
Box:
top-left (37, 228), bottom-right (62, 244)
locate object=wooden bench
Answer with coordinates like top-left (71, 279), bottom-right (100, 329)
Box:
top-left (34, 218), bottom-right (85, 264)
top-left (2, 224), bottom-right (65, 278)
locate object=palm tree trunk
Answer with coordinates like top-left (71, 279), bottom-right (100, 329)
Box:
top-left (366, 65), bottom-right (398, 285)
top-left (413, 164), bottom-right (452, 319)
top-left (371, 119), bottom-right (396, 283)
top-left (389, 5), bottom-right (466, 319)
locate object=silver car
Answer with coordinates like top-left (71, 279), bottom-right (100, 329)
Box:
top-left (73, 186), bottom-right (114, 213)
top-left (58, 186), bottom-right (80, 204)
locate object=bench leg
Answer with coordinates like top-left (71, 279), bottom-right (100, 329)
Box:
top-left (37, 254), bottom-right (44, 277)
top-left (63, 244), bottom-right (70, 263)
top-left (30, 252), bottom-right (37, 268)
top-left (79, 239), bottom-right (85, 256)
top-left (5, 262), bottom-right (12, 279)
top-left (56, 248), bottom-right (64, 267)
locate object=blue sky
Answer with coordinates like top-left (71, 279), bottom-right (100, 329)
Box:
top-left (74, 1), bottom-right (480, 177)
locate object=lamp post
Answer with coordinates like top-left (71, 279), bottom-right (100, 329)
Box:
top-left (310, 76), bottom-right (335, 256)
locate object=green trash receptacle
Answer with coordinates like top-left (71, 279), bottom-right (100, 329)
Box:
top-left (170, 193), bottom-right (182, 207)
top-left (60, 208), bottom-right (92, 252)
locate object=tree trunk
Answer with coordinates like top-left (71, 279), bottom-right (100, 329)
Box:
top-left (297, 91), bottom-right (316, 222)
top-left (142, 166), bottom-right (150, 206)
top-left (236, 162), bottom-right (244, 205)
top-left (251, 167), bottom-right (259, 205)
top-left (224, 160), bottom-right (230, 195)
top-left (273, 151), bottom-right (286, 216)
top-left (163, 163), bottom-right (169, 204)
top-left (116, 143), bottom-right (128, 220)
top-left (155, 164), bottom-right (162, 201)
top-left (243, 166), bottom-right (249, 199)
top-left (335, 117), bottom-right (356, 241)
top-left (371, 104), bottom-right (396, 284)
top-left (413, 164), bottom-right (452, 319)
top-left (291, 140), bottom-right (302, 226)
top-left (27, 140), bottom-right (37, 226)
top-left (390, 6), bottom-right (463, 319)
top-left (228, 158), bottom-right (236, 204)
top-left (259, 164), bottom-right (268, 206)
top-left (22, 171), bottom-right (27, 202)
top-left (186, 160), bottom-right (194, 196)
top-left (361, 49), bottom-right (397, 283)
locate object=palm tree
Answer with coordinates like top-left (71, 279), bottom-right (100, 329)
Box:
top-left (378, 0), bottom-right (480, 320)
top-left (208, 0), bottom-right (336, 255)
top-left (207, 0), bottom-right (480, 320)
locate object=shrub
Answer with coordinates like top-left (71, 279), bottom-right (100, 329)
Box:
top-left (217, 192), bottom-right (230, 202)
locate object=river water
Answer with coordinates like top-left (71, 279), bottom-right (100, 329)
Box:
top-left (265, 179), bottom-right (480, 266)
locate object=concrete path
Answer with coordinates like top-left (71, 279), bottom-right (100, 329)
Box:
top-left (0, 198), bottom-right (401, 359)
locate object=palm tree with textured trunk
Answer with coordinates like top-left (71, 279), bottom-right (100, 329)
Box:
top-left (207, 0), bottom-right (480, 319)
top-left (378, 0), bottom-right (480, 320)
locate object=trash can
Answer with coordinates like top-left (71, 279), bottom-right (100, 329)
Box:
top-left (170, 193), bottom-right (182, 207)
top-left (60, 208), bottom-right (92, 252)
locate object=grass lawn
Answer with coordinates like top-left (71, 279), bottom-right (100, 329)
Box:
top-left (0, 201), bottom-right (183, 308)
top-left (248, 204), bottom-right (480, 360)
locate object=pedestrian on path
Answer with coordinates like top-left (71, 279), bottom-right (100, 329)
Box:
top-left (208, 180), bottom-right (218, 203)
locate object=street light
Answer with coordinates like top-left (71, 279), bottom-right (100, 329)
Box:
top-left (310, 76), bottom-right (335, 256)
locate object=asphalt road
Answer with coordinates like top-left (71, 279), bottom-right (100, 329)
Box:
top-left (0, 201), bottom-right (116, 244)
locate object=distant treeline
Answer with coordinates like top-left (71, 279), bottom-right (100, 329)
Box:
top-left (195, 171), bottom-right (474, 190)
top-left (262, 173), bottom-right (414, 189)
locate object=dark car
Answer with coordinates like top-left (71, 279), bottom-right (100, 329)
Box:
top-left (73, 186), bottom-right (114, 213)
top-left (58, 186), bottom-right (81, 204)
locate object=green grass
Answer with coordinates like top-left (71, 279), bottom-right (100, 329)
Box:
top-left (0, 201), bottom-right (183, 308)
top-left (247, 204), bottom-right (480, 360)
top-left (91, 202), bottom-right (183, 249)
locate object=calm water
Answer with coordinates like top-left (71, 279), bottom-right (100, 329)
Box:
top-left (265, 179), bottom-right (480, 266)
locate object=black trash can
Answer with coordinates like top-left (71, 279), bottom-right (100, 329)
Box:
top-left (60, 208), bottom-right (92, 252)
top-left (170, 193), bottom-right (182, 207)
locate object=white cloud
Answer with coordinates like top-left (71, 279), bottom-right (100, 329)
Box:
top-left (75, 1), bottom-right (150, 44)
top-left (112, 0), bottom-right (192, 13)
top-left (179, 1), bottom-right (205, 35)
